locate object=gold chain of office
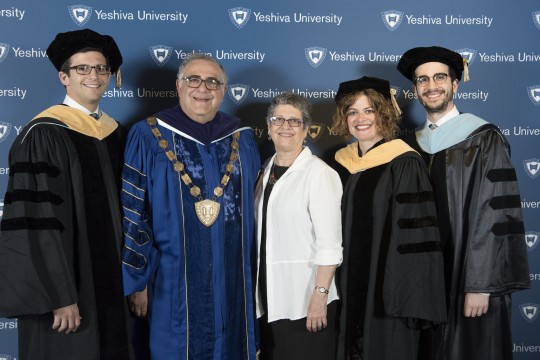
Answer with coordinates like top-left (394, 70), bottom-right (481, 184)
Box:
top-left (146, 117), bottom-right (240, 227)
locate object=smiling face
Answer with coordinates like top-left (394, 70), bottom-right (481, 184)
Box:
top-left (268, 104), bottom-right (308, 155)
top-left (59, 51), bottom-right (110, 112)
top-left (176, 59), bottom-right (226, 124)
top-left (346, 94), bottom-right (383, 153)
top-left (413, 61), bottom-right (459, 120)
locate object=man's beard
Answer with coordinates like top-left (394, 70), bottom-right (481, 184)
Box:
top-left (420, 88), bottom-right (453, 115)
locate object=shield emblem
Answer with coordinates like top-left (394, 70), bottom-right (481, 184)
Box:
top-left (68, 5), bottom-right (93, 27)
top-left (0, 43), bottom-right (10, 64)
top-left (525, 231), bottom-right (539, 251)
top-left (519, 303), bottom-right (539, 323)
top-left (149, 45), bottom-right (173, 66)
top-left (305, 47), bottom-right (327, 68)
top-left (523, 159), bottom-right (540, 179)
top-left (228, 84), bottom-right (250, 104)
top-left (382, 10), bottom-right (404, 31)
top-left (307, 123), bottom-right (324, 142)
top-left (527, 86), bottom-right (540, 106)
top-left (229, 7), bottom-right (251, 29)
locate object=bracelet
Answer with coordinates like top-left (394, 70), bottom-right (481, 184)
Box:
top-left (315, 286), bottom-right (329, 294)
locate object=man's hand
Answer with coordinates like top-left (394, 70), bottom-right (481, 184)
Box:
top-left (129, 286), bottom-right (148, 318)
top-left (52, 304), bottom-right (81, 333)
top-left (463, 293), bottom-right (489, 317)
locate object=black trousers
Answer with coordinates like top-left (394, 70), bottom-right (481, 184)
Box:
top-left (259, 300), bottom-right (338, 360)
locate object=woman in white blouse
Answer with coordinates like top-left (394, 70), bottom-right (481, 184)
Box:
top-left (255, 92), bottom-right (343, 360)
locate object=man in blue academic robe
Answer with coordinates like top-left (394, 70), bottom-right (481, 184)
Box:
top-left (121, 53), bottom-right (260, 359)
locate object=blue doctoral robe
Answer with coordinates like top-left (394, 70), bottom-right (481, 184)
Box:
top-left (121, 109), bottom-right (260, 360)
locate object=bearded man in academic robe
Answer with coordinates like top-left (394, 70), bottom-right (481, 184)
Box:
top-left (397, 46), bottom-right (530, 360)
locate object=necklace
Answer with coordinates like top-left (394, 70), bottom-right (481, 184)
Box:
top-left (146, 117), bottom-right (240, 227)
top-left (268, 162), bottom-right (277, 185)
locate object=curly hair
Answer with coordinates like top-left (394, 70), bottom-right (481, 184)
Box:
top-left (332, 89), bottom-right (401, 140)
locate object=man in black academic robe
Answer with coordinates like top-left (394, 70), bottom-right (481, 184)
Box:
top-left (397, 46), bottom-right (530, 360)
top-left (0, 29), bottom-right (133, 359)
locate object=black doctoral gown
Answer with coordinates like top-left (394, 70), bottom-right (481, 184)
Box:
top-left (406, 122), bottom-right (530, 360)
top-left (335, 140), bottom-right (446, 360)
top-left (0, 106), bottom-right (132, 360)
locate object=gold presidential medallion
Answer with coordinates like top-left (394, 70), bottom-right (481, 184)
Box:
top-left (195, 199), bottom-right (221, 227)
top-left (146, 117), bottom-right (240, 227)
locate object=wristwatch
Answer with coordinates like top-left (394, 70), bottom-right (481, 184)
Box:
top-left (315, 286), bottom-right (329, 294)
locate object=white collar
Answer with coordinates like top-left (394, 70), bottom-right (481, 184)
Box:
top-left (426, 105), bottom-right (459, 128)
top-left (63, 95), bottom-right (100, 116)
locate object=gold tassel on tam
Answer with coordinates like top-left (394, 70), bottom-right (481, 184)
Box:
top-left (390, 88), bottom-right (402, 115)
top-left (115, 67), bottom-right (122, 88)
top-left (462, 58), bottom-right (470, 82)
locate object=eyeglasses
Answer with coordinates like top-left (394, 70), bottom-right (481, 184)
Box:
top-left (268, 116), bottom-right (304, 127)
top-left (414, 73), bottom-right (449, 87)
top-left (182, 76), bottom-right (224, 90)
top-left (68, 64), bottom-right (110, 75)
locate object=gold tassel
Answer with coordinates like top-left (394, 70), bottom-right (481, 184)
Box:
top-left (390, 88), bottom-right (402, 115)
top-left (256, 349), bottom-right (261, 360)
top-left (115, 67), bottom-right (122, 88)
top-left (462, 58), bottom-right (470, 83)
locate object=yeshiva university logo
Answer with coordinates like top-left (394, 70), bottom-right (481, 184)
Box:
top-left (227, 84), bottom-right (250, 105)
top-left (381, 10), bottom-right (404, 31)
top-left (0, 121), bottom-right (12, 144)
top-left (519, 303), bottom-right (539, 323)
top-left (0, 43), bottom-right (10, 64)
top-left (525, 231), bottom-right (539, 251)
top-left (523, 159), bottom-right (540, 179)
top-left (69, 4), bottom-right (92, 27)
top-left (305, 47), bottom-right (327, 68)
top-left (527, 85), bottom-right (540, 106)
top-left (533, 11), bottom-right (540, 31)
top-left (149, 46), bottom-right (173, 66)
top-left (307, 123), bottom-right (324, 142)
top-left (456, 48), bottom-right (477, 65)
top-left (229, 7), bottom-right (251, 29)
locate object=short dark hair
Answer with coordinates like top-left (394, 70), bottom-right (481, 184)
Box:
top-left (266, 92), bottom-right (312, 128)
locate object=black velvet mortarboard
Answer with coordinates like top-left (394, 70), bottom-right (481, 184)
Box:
top-left (397, 46), bottom-right (465, 82)
top-left (335, 76), bottom-right (391, 104)
top-left (46, 29), bottom-right (123, 73)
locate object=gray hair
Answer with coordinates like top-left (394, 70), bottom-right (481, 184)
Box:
top-left (177, 53), bottom-right (228, 85)
top-left (266, 92), bottom-right (312, 128)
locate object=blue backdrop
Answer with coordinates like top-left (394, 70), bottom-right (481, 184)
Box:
top-left (1, 0), bottom-right (539, 358)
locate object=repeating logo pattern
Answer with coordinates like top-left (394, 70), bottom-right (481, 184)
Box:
top-left (533, 11), bottom-right (540, 31)
top-left (456, 48), bottom-right (477, 65)
top-left (149, 45), bottom-right (173, 66)
top-left (527, 85), bottom-right (540, 106)
top-left (305, 47), bottom-right (327, 68)
top-left (382, 10), bottom-right (404, 31)
top-left (519, 303), bottom-right (539, 323)
top-left (523, 159), bottom-right (540, 179)
top-left (307, 122), bottom-right (324, 142)
top-left (229, 7), bottom-right (251, 29)
top-left (526, 231), bottom-right (539, 251)
top-left (0, 43), bottom-right (10, 64)
top-left (0, 122), bottom-right (12, 144)
top-left (227, 84), bottom-right (250, 105)
top-left (68, 4), bottom-right (93, 27)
